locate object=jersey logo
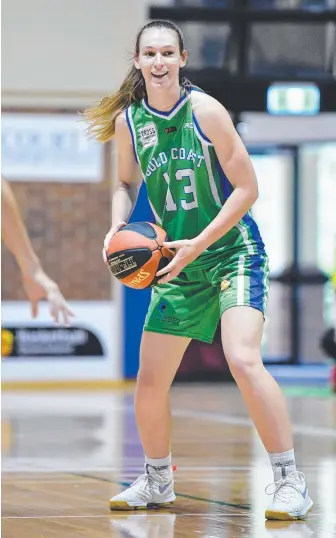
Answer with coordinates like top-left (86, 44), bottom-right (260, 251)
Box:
top-left (138, 123), bottom-right (158, 148)
top-left (184, 122), bottom-right (194, 129)
top-left (164, 126), bottom-right (177, 134)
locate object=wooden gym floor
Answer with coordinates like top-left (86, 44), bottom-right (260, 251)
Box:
top-left (2, 384), bottom-right (336, 537)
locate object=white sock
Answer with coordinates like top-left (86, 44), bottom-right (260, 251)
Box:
top-left (145, 454), bottom-right (171, 470)
top-left (269, 448), bottom-right (297, 480)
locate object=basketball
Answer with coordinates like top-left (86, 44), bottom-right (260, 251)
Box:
top-left (105, 222), bottom-right (175, 289)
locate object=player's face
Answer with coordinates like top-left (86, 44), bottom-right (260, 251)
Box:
top-left (135, 28), bottom-right (187, 91)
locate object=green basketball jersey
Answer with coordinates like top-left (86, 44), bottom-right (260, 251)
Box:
top-left (126, 89), bottom-right (265, 270)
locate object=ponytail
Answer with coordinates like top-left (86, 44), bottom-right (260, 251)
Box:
top-left (83, 65), bottom-right (145, 143)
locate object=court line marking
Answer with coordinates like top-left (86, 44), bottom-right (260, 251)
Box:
top-left (1, 514), bottom-right (248, 519)
top-left (2, 463), bottom-right (328, 474)
top-left (1, 513), bottom-right (325, 519)
top-left (173, 409), bottom-right (336, 438)
top-left (71, 473), bottom-right (251, 511)
top-left (1, 478), bottom-right (235, 484)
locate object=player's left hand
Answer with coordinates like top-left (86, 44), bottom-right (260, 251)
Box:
top-left (156, 239), bottom-right (202, 284)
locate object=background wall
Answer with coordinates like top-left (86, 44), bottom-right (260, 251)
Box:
top-left (2, 0), bottom-right (335, 382)
top-left (1, 0), bottom-right (171, 302)
top-left (2, 0), bottom-right (170, 108)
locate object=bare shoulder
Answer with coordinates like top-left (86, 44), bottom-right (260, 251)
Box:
top-left (190, 90), bottom-right (233, 136)
top-left (115, 110), bottom-right (128, 129)
top-left (115, 110), bottom-right (132, 141)
top-left (191, 90), bottom-right (228, 118)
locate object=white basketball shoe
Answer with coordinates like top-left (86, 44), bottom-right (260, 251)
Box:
top-left (265, 470), bottom-right (313, 520)
top-left (110, 464), bottom-right (176, 511)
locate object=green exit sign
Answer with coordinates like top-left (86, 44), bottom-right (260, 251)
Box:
top-left (267, 84), bottom-right (320, 115)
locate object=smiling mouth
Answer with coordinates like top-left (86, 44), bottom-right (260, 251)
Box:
top-left (151, 72), bottom-right (168, 79)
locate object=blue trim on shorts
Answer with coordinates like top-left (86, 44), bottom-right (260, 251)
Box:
top-left (248, 255), bottom-right (266, 312)
top-left (242, 211), bottom-right (266, 255)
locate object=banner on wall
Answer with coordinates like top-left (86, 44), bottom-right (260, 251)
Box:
top-left (1, 113), bottom-right (103, 182)
top-left (2, 326), bottom-right (104, 359)
top-left (1, 301), bottom-right (119, 382)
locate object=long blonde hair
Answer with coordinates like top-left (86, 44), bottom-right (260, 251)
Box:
top-left (83, 20), bottom-right (191, 143)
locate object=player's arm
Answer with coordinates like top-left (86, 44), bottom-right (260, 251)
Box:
top-left (193, 96), bottom-right (259, 251)
top-left (111, 113), bottom-right (143, 230)
top-left (1, 176), bottom-right (41, 274)
top-left (103, 113), bottom-right (143, 257)
top-left (1, 176), bottom-right (73, 324)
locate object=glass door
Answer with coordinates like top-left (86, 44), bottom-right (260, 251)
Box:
top-left (249, 147), bottom-right (296, 363)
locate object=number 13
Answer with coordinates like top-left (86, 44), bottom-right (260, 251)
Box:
top-left (163, 169), bottom-right (198, 211)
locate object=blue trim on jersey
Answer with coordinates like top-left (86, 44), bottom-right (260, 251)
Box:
top-left (189, 86), bottom-right (204, 94)
top-left (143, 92), bottom-right (188, 117)
top-left (248, 255), bottom-right (266, 312)
top-left (125, 107), bottom-right (139, 163)
top-left (215, 158), bottom-right (233, 200)
top-left (192, 113), bottom-right (212, 144)
top-left (242, 211), bottom-right (265, 254)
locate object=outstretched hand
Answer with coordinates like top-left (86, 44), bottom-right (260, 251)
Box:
top-left (22, 267), bottom-right (74, 326)
top-left (156, 239), bottom-right (202, 284)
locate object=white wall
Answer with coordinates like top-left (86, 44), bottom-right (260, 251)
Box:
top-left (2, 0), bottom-right (170, 108)
top-left (240, 113), bottom-right (336, 145)
top-left (3, 0), bottom-right (336, 145)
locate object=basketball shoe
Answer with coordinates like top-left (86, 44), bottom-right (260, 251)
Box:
top-left (265, 470), bottom-right (313, 520)
top-left (109, 464), bottom-right (175, 510)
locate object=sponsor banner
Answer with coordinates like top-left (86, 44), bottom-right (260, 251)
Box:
top-left (1, 113), bottom-right (103, 182)
top-left (2, 327), bottom-right (104, 359)
top-left (1, 301), bottom-right (120, 381)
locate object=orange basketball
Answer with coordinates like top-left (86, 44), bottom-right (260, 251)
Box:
top-left (105, 222), bottom-right (175, 289)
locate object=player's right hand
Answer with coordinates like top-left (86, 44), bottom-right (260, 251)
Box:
top-left (102, 222), bottom-right (127, 264)
top-left (22, 267), bottom-right (74, 326)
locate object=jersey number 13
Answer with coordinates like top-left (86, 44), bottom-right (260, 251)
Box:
top-left (163, 169), bottom-right (198, 211)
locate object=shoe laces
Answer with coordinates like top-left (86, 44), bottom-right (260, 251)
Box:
top-left (129, 465), bottom-right (169, 491)
top-left (265, 471), bottom-right (306, 503)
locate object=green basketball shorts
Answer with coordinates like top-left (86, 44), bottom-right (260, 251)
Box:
top-left (144, 252), bottom-right (270, 343)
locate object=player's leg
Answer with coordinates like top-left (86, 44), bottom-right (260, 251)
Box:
top-left (135, 330), bottom-right (191, 459)
top-left (218, 254), bottom-right (313, 520)
top-left (110, 331), bottom-right (190, 511)
top-left (110, 269), bottom-right (218, 511)
top-left (136, 269), bottom-right (217, 460)
top-left (221, 307), bottom-right (293, 453)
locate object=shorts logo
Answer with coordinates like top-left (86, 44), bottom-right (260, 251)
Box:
top-left (138, 123), bottom-right (158, 148)
top-left (220, 279), bottom-right (231, 291)
top-left (156, 301), bottom-right (180, 325)
top-left (158, 300), bottom-right (168, 317)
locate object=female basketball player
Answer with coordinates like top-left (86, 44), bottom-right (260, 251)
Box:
top-left (84, 20), bottom-right (313, 520)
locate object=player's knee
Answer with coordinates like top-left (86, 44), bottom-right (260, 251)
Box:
top-left (136, 367), bottom-right (169, 394)
top-left (226, 347), bottom-right (262, 382)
